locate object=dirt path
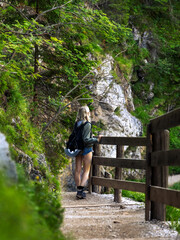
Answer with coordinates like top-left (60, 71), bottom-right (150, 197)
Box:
top-left (61, 192), bottom-right (179, 240)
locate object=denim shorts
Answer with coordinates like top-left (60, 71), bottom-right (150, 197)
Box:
top-left (81, 147), bottom-right (93, 156)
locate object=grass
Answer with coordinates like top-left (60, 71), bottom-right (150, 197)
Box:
top-left (122, 190), bottom-right (145, 202)
top-left (166, 182), bottom-right (180, 233)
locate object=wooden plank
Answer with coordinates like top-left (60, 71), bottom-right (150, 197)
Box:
top-left (150, 107), bottom-right (180, 133)
top-left (99, 136), bottom-right (147, 146)
top-left (91, 177), bottom-right (145, 193)
top-left (145, 124), bottom-right (152, 221)
top-left (114, 145), bottom-right (123, 203)
top-left (92, 144), bottom-right (101, 193)
top-left (150, 186), bottom-right (180, 209)
top-left (104, 171), bottom-right (111, 194)
top-left (151, 130), bottom-right (169, 221)
top-left (151, 149), bottom-right (180, 167)
top-left (93, 156), bottom-right (146, 169)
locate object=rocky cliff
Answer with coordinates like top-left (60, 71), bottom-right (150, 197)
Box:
top-left (91, 55), bottom-right (143, 159)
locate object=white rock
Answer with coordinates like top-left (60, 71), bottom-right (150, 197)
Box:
top-left (93, 55), bottom-right (143, 158)
top-left (0, 133), bottom-right (17, 182)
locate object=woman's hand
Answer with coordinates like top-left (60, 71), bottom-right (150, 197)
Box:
top-left (98, 135), bottom-right (102, 143)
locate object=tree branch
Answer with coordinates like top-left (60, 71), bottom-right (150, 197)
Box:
top-left (35, 0), bottom-right (73, 21)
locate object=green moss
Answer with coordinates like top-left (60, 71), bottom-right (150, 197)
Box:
top-left (0, 171), bottom-right (66, 240)
top-left (114, 56), bottom-right (133, 80)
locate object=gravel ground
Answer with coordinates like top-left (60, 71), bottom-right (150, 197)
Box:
top-left (61, 192), bottom-right (179, 240)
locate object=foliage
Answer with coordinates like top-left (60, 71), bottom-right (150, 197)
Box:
top-left (0, 0), bottom-right (179, 172)
top-left (169, 167), bottom-right (180, 175)
top-left (0, 169), bottom-right (66, 240)
top-left (169, 126), bottom-right (180, 175)
top-left (98, 0), bottom-right (180, 139)
top-left (122, 190), bottom-right (145, 202)
top-left (169, 126), bottom-right (180, 149)
top-left (166, 182), bottom-right (180, 233)
top-left (17, 164), bottom-right (64, 232)
top-left (0, 0), bottom-right (129, 171)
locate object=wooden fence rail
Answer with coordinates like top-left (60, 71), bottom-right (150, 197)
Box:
top-left (99, 136), bottom-right (147, 146)
top-left (150, 186), bottom-right (180, 209)
top-left (93, 156), bottom-right (146, 169)
top-left (91, 177), bottom-right (145, 193)
top-left (89, 107), bottom-right (180, 221)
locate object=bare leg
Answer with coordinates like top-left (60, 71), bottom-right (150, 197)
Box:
top-left (81, 152), bottom-right (92, 186)
top-left (75, 155), bottom-right (83, 186)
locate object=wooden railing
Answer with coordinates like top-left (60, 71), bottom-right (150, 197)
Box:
top-left (146, 107), bottom-right (180, 221)
top-left (89, 107), bottom-right (180, 221)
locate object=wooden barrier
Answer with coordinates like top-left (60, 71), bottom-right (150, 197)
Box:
top-left (148, 107), bottom-right (180, 221)
top-left (93, 157), bottom-right (146, 169)
top-left (90, 136), bottom-right (147, 202)
top-left (150, 108), bottom-right (180, 133)
top-left (92, 177), bottom-right (145, 193)
top-left (150, 186), bottom-right (180, 209)
top-left (89, 107), bottom-right (180, 221)
top-left (151, 149), bottom-right (180, 166)
top-left (100, 136), bottom-right (147, 146)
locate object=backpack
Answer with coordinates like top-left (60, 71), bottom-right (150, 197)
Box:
top-left (66, 121), bottom-right (89, 151)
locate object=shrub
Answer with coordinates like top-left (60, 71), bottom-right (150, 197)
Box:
top-left (0, 166), bottom-right (66, 240)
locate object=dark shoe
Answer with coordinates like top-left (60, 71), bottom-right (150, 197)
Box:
top-left (76, 187), bottom-right (86, 199)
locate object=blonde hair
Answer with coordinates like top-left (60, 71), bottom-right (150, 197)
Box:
top-left (76, 106), bottom-right (91, 122)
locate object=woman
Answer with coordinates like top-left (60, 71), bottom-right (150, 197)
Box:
top-left (74, 106), bottom-right (101, 199)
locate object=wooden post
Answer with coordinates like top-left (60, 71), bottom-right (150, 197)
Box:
top-left (104, 171), bottom-right (111, 194)
top-left (145, 124), bottom-right (152, 221)
top-left (151, 130), bottom-right (169, 220)
top-left (114, 145), bottom-right (123, 203)
top-left (92, 143), bottom-right (101, 193)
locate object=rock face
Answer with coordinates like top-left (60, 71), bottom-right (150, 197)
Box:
top-left (132, 26), bottom-right (157, 61)
top-left (17, 150), bottom-right (48, 181)
top-left (0, 133), bottom-right (17, 182)
top-left (92, 55), bottom-right (143, 158)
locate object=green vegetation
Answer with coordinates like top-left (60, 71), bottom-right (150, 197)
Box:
top-left (0, 0), bottom-right (179, 238)
top-left (0, 1), bottom-right (128, 238)
top-left (166, 182), bottom-right (180, 233)
top-left (1, 0), bottom-right (179, 169)
top-left (122, 190), bottom-right (145, 202)
top-left (0, 165), bottom-right (66, 240)
top-left (0, 0), bottom-right (128, 170)
top-left (169, 166), bottom-right (180, 175)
